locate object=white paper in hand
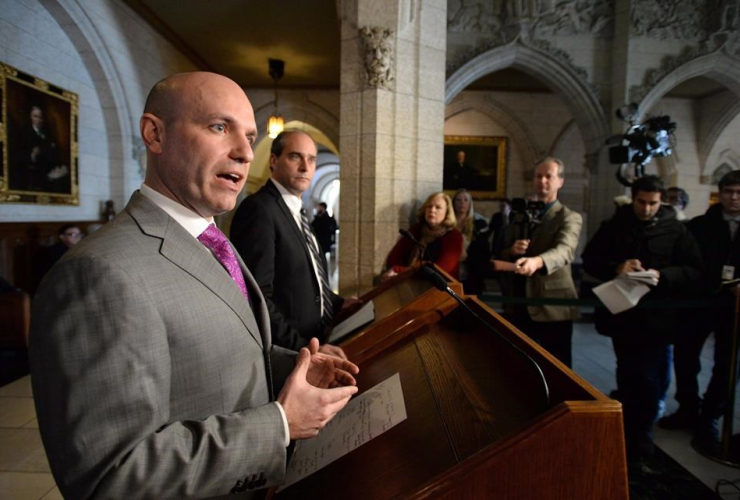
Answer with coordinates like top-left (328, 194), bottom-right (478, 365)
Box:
top-left (593, 277), bottom-right (651, 314)
top-left (626, 270), bottom-right (659, 286)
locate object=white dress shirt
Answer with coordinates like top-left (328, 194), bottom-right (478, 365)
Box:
top-left (271, 179), bottom-right (328, 316)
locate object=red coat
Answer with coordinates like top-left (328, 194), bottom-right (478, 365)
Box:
top-left (386, 223), bottom-right (463, 279)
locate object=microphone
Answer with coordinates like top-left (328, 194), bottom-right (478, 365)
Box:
top-left (418, 264), bottom-right (550, 410)
top-left (399, 228), bottom-right (428, 261)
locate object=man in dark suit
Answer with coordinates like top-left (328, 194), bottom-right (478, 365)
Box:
top-left (311, 201), bottom-right (338, 255)
top-left (10, 105), bottom-right (70, 193)
top-left (29, 72), bottom-right (358, 500)
top-left (443, 149), bottom-right (476, 189)
top-left (232, 131), bottom-right (357, 358)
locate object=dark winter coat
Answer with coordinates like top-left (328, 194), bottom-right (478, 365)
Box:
top-left (582, 204), bottom-right (703, 344)
top-left (686, 202), bottom-right (740, 295)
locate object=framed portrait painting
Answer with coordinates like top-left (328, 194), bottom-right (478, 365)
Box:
top-left (1, 62), bottom-right (79, 205)
top-left (443, 136), bottom-right (507, 199)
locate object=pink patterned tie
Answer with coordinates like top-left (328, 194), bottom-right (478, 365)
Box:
top-left (197, 224), bottom-right (249, 301)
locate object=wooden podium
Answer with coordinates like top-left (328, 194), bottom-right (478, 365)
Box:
top-left (274, 281), bottom-right (629, 500)
top-left (331, 265), bottom-right (463, 359)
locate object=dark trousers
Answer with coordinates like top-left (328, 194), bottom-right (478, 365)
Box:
top-left (612, 338), bottom-right (670, 445)
top-left (673, 307), bottom-right (734, 418)
top-left (508, 315), bottom-right (573, 368)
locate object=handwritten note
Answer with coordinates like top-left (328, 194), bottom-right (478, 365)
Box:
top-left (278, 373), bottom-right (407, 491)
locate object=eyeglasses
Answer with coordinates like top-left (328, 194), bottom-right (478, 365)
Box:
top-left (63, 232), bottom-right (82, 238)
top-left (721, 188), bottom-right (740, 198)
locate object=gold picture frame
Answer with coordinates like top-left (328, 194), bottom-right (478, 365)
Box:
top-left (443, 135), bottom-right (507, 200)
top-left (1, 62), bottom-right (79, 205)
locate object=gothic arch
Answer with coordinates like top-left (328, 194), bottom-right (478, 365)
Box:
top-left (638, 52), bottom-right (740, 116)
top-left (40, 0), bottom-right (136, 204)
top-left (638, 52), bottom-right (740, 180)
top-left (445, 43), bottom-right (608, 156)
top-left (253, 96), bottom-right (340, 151)
top-left (445, 96), bottom-right (543, 173)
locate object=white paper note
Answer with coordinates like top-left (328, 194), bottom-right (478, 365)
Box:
top-left (278, 372), bottom-right (407, 491)
top-left (593, 277), bottom-right (651, 314)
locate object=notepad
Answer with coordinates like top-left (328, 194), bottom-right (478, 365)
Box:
top-left (326, 300), bottom-right (375, 344)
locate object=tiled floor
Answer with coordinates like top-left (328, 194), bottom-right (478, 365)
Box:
top-left (0, 376), bottom-right (62, 500)
top-left (571, 321), bottom-right (740, 499)
top-left (1, 321), bottom-right (738, 499)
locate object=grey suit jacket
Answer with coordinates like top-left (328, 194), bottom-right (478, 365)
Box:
top-left (502, 200), bottom-right (582, 322)
top-left (30, 192), bottom-right (295, 500)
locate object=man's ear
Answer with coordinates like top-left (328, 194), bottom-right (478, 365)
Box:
top-left (269, 153), bottom-right (276, 172)
top-left (140, 113), bottom-right (164, 154)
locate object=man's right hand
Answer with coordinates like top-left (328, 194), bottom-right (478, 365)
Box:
top-left (278, 345), bottom-right (358, 440)
top-left (616, 259), bottom-right (644, 276)
top-left (511, 239), bottom-right (530, 256)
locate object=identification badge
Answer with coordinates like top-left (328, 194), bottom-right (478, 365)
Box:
top-left (722, 265), bottom-right (736, 281)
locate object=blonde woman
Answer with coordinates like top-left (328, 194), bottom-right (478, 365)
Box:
top-left (452, 189), bottom-right (490, 294)
top-left (381, 192), bottom-right (463, 280)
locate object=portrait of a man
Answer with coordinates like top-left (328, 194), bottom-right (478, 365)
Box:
top-left (443, 136), bottom-right (508, 198)
top-left (10, 104), bottom-right (70, 193)
top-left (1, 64), bottom-right (78, 205)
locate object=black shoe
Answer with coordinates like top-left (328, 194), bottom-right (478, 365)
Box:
top-left (627, 437), bottom-right (655, 462)
top-left (657, 407), bottom-right (699, 431)
top-left (691, 419), bottom-right (721, 457)
top-left (694, 416), bottom-right (720, 443)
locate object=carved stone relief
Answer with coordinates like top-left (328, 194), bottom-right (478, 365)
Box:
top-left (629, 0), bottom-right (740, 104)
top-left (630, 0), bottom-right (709, 40)
top-left (359, 26), bottom-right (395, 90)
top-left (629, 34), bottom-right (740, 104)
top-left (447, 0), bottom-right (613, 36)
top-left (631, 0), bottom-right (740, 41)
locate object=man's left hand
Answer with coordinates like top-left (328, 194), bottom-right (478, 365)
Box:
top-left (318, 343), bottom-right (348, 360)
top-left (514, 256), bottom-right (544, 276)
top-left (305, 338), bottom-right (359, 388)
top-left (340, 297), bottom-right (362, 310)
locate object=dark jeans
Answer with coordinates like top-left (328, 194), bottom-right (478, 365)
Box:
top-left (612, 337), bottom-right (671, 445)
top-left (508, 315), bottom-right (573, 368)
top-left (673, 306), bottom-right (734, 418)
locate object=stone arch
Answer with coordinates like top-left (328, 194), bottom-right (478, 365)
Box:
top-left (40, 0), bottom-right (136, 205)
top-left (638, 52), bottom-right (740, 116)
top-left (699, 99), bottom-right (740, 175)
top-left (253, 96), bottom-right (340, 151)
top-left (638, 52), bottom-right (740, 180)
top-left (445, 96), bottom-right (543, 175)
top-left (445, 43), bottom-right (608, 156)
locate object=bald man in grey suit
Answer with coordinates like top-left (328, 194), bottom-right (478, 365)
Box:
top-left (29, 72), bottom-right (358, 500)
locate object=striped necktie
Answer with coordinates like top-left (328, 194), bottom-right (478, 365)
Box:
top-left (300, 208), bottom-right (333, 329)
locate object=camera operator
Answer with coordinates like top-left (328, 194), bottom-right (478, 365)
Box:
top-left (493, 157), bottom-right (582, 368)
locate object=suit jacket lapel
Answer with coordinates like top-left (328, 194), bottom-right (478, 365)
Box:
top-left (266, 180), bottom-right (317, 275)
top-left (126, 192), bottom-right (263, 347)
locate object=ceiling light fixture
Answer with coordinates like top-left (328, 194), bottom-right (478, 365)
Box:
top-left (268, 58), bottom-right (285, 139)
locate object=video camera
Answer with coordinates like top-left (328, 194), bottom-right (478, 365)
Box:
top-left (606, 103), bottom-right (676, 187)
top-left (510, 197), bottom-right (545, 239)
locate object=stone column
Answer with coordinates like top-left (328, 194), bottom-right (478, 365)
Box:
top-left (338, 0), bottom-right (447, 294)
top-left (586, 0), bottom-right (635, 239)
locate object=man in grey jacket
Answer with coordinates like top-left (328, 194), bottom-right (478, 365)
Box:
top-left (496, 157), bottom-right (582, 367)
top-left (29, 72), bottom-right (358, 500)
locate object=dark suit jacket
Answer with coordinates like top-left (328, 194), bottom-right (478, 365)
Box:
top-left (231, 179), bottom-right (344, 350)
top-left (30, 192), bottom-right (294, 500)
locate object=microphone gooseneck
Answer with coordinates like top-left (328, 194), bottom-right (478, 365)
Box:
top-left (399, 228), bottom-right (428, 261)
top-left (418, 264), bottom-right (550, 410)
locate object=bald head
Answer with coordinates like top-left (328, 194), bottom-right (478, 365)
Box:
top-left (144, 72), bottom-right (247, 125)
top-left (140, 72), bottom-right (257, 218)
